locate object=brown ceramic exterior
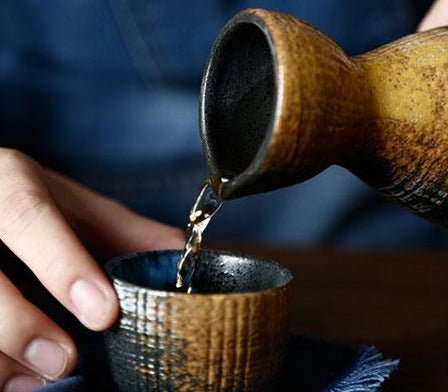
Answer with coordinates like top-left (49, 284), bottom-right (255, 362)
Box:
top-left (105, 252), bottom-right (293, 392)
top-left (202, 9), bottom-right (448, 226)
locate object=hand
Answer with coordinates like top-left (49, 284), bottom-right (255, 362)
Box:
top-left (0, 149), bottom-right (184, 391)
top-left (418, 0), bottom-right (448, 31)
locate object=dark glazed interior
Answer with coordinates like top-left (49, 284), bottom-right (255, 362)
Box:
top-left (106, 250), bottom-right (292, 294)
top-left (202, 22), bottom-right (276, 179)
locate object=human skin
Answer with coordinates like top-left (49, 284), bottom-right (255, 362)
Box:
top-left (0, 149), bottom-right (184, 391)
top-left (418, 0), bottom-right (448, 31)
top-left (0, 1), bottom-right (447, 391)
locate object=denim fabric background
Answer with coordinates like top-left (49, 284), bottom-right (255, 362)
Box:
top-left (0, 2), bottom-right (442, 391)
top-left (0, 0), bottom-right (444, 248)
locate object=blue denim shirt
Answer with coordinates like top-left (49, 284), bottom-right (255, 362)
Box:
top-left (0, 0), bottom-right (444, 248)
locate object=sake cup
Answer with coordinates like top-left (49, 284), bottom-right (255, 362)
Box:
top-left (104, 249), bottom-right (293, 392)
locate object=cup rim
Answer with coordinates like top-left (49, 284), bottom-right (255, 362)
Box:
top-left (105, 248), bottom-right (293, 298)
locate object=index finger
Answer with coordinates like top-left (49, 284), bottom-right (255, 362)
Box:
top-left (0, 151), bottom-right (118, 331)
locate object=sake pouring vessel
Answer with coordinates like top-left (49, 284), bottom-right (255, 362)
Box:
top-left (200, 8), bottom-right (448, 226)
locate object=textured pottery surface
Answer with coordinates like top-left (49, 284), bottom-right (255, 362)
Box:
top-left (104, 250), bottom-right (293, 392)
top-left (200, 8), bottom-right (448, 226)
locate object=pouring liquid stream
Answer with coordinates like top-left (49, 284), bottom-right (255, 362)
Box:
top-left (176, 180), bottom-right (223, 292)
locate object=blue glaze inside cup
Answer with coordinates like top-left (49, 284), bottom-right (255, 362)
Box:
top-left (105, 249), bottom-right (292, 294)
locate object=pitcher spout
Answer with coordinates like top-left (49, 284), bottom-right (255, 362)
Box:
top-left (200, 8), bottom-right (362, 199)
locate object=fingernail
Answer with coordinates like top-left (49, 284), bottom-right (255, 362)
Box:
top-left (4, 375), bottom-right (44, 392)
top-left (70, 280), bottom-right (110, 328)
top-left (24, 338), bottom-right (68, 379)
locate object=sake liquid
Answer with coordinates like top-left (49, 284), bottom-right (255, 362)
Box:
top-left (176, 180), bottom-right (223, 292)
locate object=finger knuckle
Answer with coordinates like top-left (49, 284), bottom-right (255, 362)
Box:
top-left (102, 196), bottom-right (123, 210)
top-left (0, 189), bottom-right (50, 241)
top-left (0, 149), bottom-right (30, 170)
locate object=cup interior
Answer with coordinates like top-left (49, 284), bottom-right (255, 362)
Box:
top-left (105, 249), bottom-right (292, 294)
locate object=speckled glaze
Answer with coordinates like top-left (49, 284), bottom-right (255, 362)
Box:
top-left (104, 250), bottom-right (293, 392)
top-left (200, 8), bottom-right (448, 226)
